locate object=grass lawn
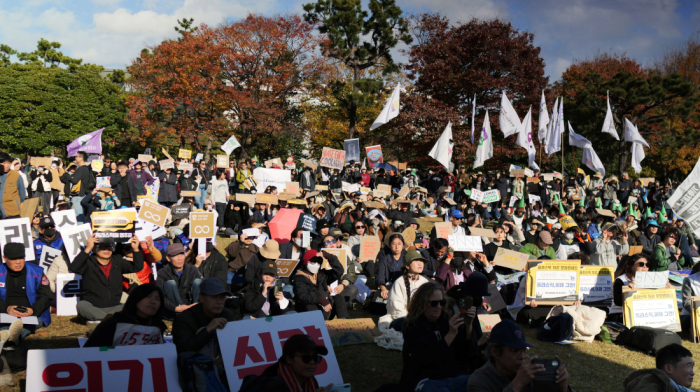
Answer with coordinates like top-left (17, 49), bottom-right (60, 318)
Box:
top-left (5, 217), bottom-right (700, 392)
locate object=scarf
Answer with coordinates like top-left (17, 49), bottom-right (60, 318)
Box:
top-left (296, 269), bottom-right (317, 285)
top-left (278, 362), bottom-right (318, 392)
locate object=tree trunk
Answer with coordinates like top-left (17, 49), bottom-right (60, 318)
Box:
top-left (205, 134), bottom-right (213, 163)
top-left (180, 135), bottom-right (187, 149)
top-left (348, 66), bottom-right (360, 139)
top-left (618, 139), bottom-right (628, 177)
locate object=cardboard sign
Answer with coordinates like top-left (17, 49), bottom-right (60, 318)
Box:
top-left (189, 212), bottom-right (215, 238)
top-left (137, 199), bottom-right (169, 228)
top-left (470, 189), bottom-right (484, 202)
top-left (526, 260), bottom-right (581, 305)
top-left (478, 314), bottom-right (502, 332)
top-left (468, 227), bottom-right (497, 238)
top-left (596, 208), bottom-right (617, 218)
top-left (358, 236), bottom-right (381, 262)
top-left (316, 185), bottom-right (329, 191)
top-left (628, 246), bottom-right (643, 256)
top-left (56, 273), bottom-right (82, 316)
top-left (19, 198), bottom-right (40, 219)
top-left (62, 223), bottom-right (92, 262)
top-left (180, 190), bottom-right (199, 197)
top-left (217, 154), bottom-right (229, 168)
top-left (286, 182), bottom-right (300, 195)
top-left (448, 235), bottom-right (482, 252)
top-left (579, 265), bottom-right (614, 305)
top-left (217, 311), bottom-right (343, 392)
top-left (635, 271), bottom-right (669, 289)
top-left (691, 297), bottom-right (700, 343)
top-left (159, 158), bottom-right (174, 170)
top-left (372, 189), bottom-right (390, 198)
top-left (326, 318), bottom-right (381, 347)
top-left (637, 178), bottom-right (656, 187)
top-left (493, 248), bottom-right (529, 271)
top-left (510, 169), bottom-right (525, 178)
top-left (434, 222), bottom-right (452, 239)
top-left (275, 259), bottom-right (300, 278)
top-left (377, 184), bottom-right (392, 192)
top-left (178, 148), bottom-right (192, 159)
top-left (0, 217), bottom-right (35, 261)
top-left (27, 344), bottom-right (180, 392)
top-left (320, 147), bottom-right (346, 170)
top-left (161, 148), bottom-right (173, 160)
top-left (301, 160), bottom-right (317, 170)
top-left (39, 247), bottom-right (62, 275)
top-left (482, 189), bottom-right (500, 203)
top-left (402, 227), bottom-right (416, 249)
top-left (484, 283), bottom-right (507, 313)
top-left (138, 154), bottom-right (153, 163)
top-left (444, 197), bottom-right (456, 206)
top-left (526, 177), bottom-right (539, 183)
top-left (51, 209), bottom-right (78, 233)
top-left (256, 193), bottom-right (278, 205)
top-left (278, 192), bottom-right (297, 201)
top-left (235, 193), bottom-right (256, 207)
top-left (623, 288), bottom-right (681, 331)
top-left (321, 248), bottom-right (347, 273)
top-left (177, 162), bottom-right (193, 172)
top-left (92, 210), bottom-right (136, 243)
top-left (398, 184), bottom-right (410, 198)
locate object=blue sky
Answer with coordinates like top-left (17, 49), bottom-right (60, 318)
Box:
top-left (1, 0), bottom-right (698, 81)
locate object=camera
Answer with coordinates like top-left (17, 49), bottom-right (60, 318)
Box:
top-left (531, 358), bottom-right (560, 391)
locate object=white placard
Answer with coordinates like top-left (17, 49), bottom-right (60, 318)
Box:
top-left (218, 311), bottom-right (342, 392)
top-left (252, 232), bottom-right (268, 248)
top-left (509, 196), bottom-right (518, 208)
top-left (0, 314), bottom-right (38, 325)
top-left (56, 273), bottom-right (82, 316)
top-left (195, 153), bottom-right (203, 162)
top-left (341, 182), bottom-right (351, 192)
top-left (26, 344), bottom-right (180, 392)
top-left (635, 271), bottom-right (669, 289)
top-left (62, 223), bottom-right (92, 262)
top-left (447, 235), bottom-right (483, 252)
top-left (528, 194), bottom-right (541, 204)
top-left (50, 209), bottom-right (77, 233)
top-left (242, 228), bottom-right (260, 237)
top-left (39, 246), bottom-right (62, 274)
top-left (253, 168), bottom-right (291, 194)
top-left (302, 231), bottom-right (311, 248)
top-left (347, 184), bottom-right (360, 193)
top-left (631, 296), bottom-right (679, 330)
top-left (534, 270), bottom-right (578, 299)
top-left (197, 238), bottom-right (207, 258)
top-left (0, 217), bottom-right (35, 261)
top-left (470, 189), bottom-right (484, 202)
top-left (524, 168), bottom-right (535, 177)
top-left (134, 219), bottom-right (153, 241)
top-left (482, 189), bottom-right (500, 203)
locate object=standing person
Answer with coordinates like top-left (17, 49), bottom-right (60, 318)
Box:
top-left (48, 158), bottom-right (65, 207)
top-left (618, 172), bottom-right (632, 206)
top-left (210, 169), bottom-right (230, 229)
top-left (225, 161), bottom-right (237, 194)
top-left (130, 161), bottom-right (155, 198)
top-left (157, 167), bottom-right (178, 207)
top-left (300, 165), bottom-right (316, 192)
top-left (0, 153), bottom-right (26, 220)
top-left (69, 152), bottom-right (95, 223)
top-left (29, 164), bottom-right (53, 213)
top-left (235, 161), bottom-right (251, 194)
top-left (110, 161), bottom-right (136, 208)
top-left (192, 161), bottom-right (211, 209)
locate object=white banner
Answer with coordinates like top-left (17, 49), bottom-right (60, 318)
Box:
top-left (668, 157), bottom-right (700, 236)
top-left (50, 209), bottom-right (78, 233)
top-left (39, 247), bottom-right (62, 275)
top-left (26, 344), bottom-right (181, 392)
top-left (0, 217), bottom-right (34, 261)
top-left (253, 168), bottom-right (292, 194)
top-left (218, 311), bottom-right (342, 392)
top-left (448, 235), bottom-right (483, 252)
top-left (470, 189), bottom-right (484, 203)
top-left (62, 223), bottom-right (92, 262)
top-left (482, 189), bottom-right (500, 204)
top-left (56, 273), bottom-right (82, 316)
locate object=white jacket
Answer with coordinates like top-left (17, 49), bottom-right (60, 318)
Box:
top-left (379, 274), bottom-right (429, 329)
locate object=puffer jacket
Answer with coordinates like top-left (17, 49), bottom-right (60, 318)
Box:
top-left (293, 254), bottom-right (343, 310)
top-left (623, 369), bottom-right (675, 392)
top-left (590, 237), bottom-right (629, 267)
top-left (546, 305), bottom-right (606, 342)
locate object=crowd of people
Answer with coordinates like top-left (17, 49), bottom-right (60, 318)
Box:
top-left (0, 148), bottom-right (697, 391)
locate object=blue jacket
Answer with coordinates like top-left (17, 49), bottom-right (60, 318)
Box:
top-left (33, 234), bottom-right (64, 263)
top-left (0, 263), bottom-right (51, 326)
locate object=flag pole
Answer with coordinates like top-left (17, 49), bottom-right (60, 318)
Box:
top-left (561, 130), bottom-right (564, 174)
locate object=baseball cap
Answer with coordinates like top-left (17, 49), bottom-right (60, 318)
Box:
top-left (329, 228), bottom-right (343, 238)
top-left (538, 231), bottom-right (553, 245)
top-left (282, 334), bottom-right (328, 358)
top-left (450, 210), bottom-right (464, 219)
top-left (199, 278), bottom-right (232, 296)
top-left (261, 261), bottom-right (277, 276)
top-left (39, 217), bottom-right (55, 229)
top-left (489, 318), bottom-right (535, 349)
top-left (166, 243), bottom-right (186, 257)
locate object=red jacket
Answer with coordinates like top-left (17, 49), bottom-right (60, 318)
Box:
top-left (361, 173), bottom-right (370, 187)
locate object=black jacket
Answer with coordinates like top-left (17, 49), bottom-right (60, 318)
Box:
top-left (243, 276), bottom-right (290, 318)
top-left (155, 263), bottom-right (203, 312)
top-left (172, 303), bottom-right (235, 354)
top-left (110, 172), bottom-right (137, 204)
top-left (279, 242), bottom-right (305, 261)
top-left (71, 165), bottom-right (95, 196)
top-left (84, 311), bottom-right (167, 348)
top-left (196, 249), bottom-right (228, 284)
top-left (375, 250), bottom-right (406, 288)
top-left (293, 254), bottom-right (343, 310)
top-left (158, 172), bottom-right (178, 203)
top-left (68, 250), bottom-right (144, 308)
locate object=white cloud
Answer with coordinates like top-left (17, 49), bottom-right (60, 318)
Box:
top-left (402, 0), bottom-right (508, 23)
top-left (93, 8), bottom-right (177, 36)
top-left (90, 0), bottom-right (123, 5)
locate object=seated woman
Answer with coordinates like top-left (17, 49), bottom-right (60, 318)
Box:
top-left (376, 234), bottom-right (407, 299)
top-left (483, 225), bottom-right (514, 269)
top-left (400, 282), bottom-right (470, 391)
top-left (243, 261), bottom-right (290, 318)
top-left (609, 254), bottom-right (670, 322)
top-left (347, 220), bottom-right (374, 278)
top-left (651, 228), bottom-right (689, 271)
top-left (382, 250), bottom-right (429, 332)
top-left (85, 284), bottom-right (167, 347)
top-left (293, 250), bottom-right (346, 320)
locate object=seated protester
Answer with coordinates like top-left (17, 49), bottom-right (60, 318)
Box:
top-left (624, 343), bottom-right (695, 392)
top-left (156, 243), bottom-right (203, 318)
top-left (32, 216), bottom-right (64, 263)
top-left (591, 222), bottom-right (629, 267)
top-left (0, 243), bottom-right (52, 344)
top-left (448, 273), bottom-right (491, 372)
top-left (243, 260), bottom-right (290, 318)
top-left (279, 228), bottom-right (306, 264)
top-left (609, 254), bottom-right (671, 323)
top-left (388, 200), bottom-right (418, 233)
top-left (70, 234), bottom-right (144, 321)
top-left (682, 263), bottom-right (700, 330)
top-left (458, 251), bottom-right (497, 282)
top-left (122, 236), bottom-right (162, 292)
top-left (321, 233), bottom-right (361, 306)
top-left (252, 202), bottom-right (272, 223)
top-left (223, 200), bottom-right (246, 235)
top-left (400, 282), bottom-right (470, 391)
top-left (245, 239), bottom-right (281, 285)
top-left (639, 219), bottom-right (662, 254)
top-left (519, 230), bottom-right (556, 260)
top-left (310, 219), bottom-right (331, 251)
top-left (186, 240), bottom-right (228, 284)
top-left (522, 217), bottom-right (543, 245)
top-left (555, 225), bottom-right (595, 260)
top-left (172, 278), bottom-right (236, 381)
top-left (467, 318), bottom-right (571, 392)
top-left (434, 245), bottom-right (464, 291)
top-left (588, 209), bottom-right (605, 240)
top-left (484, 225), bottom-right (516, 273)
top-left (347, 221), bottom-right (374, 277)
top-left (429, 210), bottom-right (466, 240)
top-left (507, 255), bottom-right (558, 327)
top-left (293, 250), bottom-right (346, 320)
top-left (85, 283), bottom-right (167, 347)
top-left (652, 228), bottom-right (690, 271)
top-left (376, 233), bottom-right (407, 299)
top-left (225, 231), bottom-right (259, 286)
top-left (422, 238), bottom-right (449, 280)
top-left (382, 250), bottom-right (429, 332)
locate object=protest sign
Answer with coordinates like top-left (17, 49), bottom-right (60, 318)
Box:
top-left (321, 248), bottom-right (347, 273)
top-left (278, 192), bottom-right (298, 201)
top-left (39, 247), bottom-right (62, 275)
top-left (359, 236), bottom-right (381, 262)
top-left (509, 196), bottom-right (518, 208)
top-left (365, 145), bottom-right (383, 168)
top-left (478, 314), bottom-right (501, 332)
top-left (302, 160), bottom-right (317, 170)
top-left (256, 193), bottom-right (278, 205)
top-left (137, 199), bottom-right (169, 228)
top-left (217, 154), bottom-right (229, 168)
top-left (236, 193), bottom-right (256, 207)
top-left (579, 266), bottom-right (614, 305)
top-left (20, 198), bottom-right (40, 219)
top-left (178, 148), bottom-right (191, 159)
top-left (320, 147), bottom-right (346, 170)
top-left (635, 271), bottom-right (669, 289)
top-left (297, 213), bottom-right (318, 234)
top-left (628, 246), bottom-right (644, 256)
top-left (448, 235), bottom-right (483, 252)
top-left (159, 158), bottom-right (174, 170)
top-left (90, 159), bottom-right (104, 172)
top-left (434, 222), bottom-right (452, 239)
top-left (62, 223), bottom-right (92, 262)
top-left (543, 173), bottom-right (554, 181)
top-left (96, 176), bottom-right (111, 189)
top-left (398, 184), bottom-right (410, 198)
top-left (347, 184), bottom-right (360, 193)
top-left (360, 187), bottom-right (371, 195)
top-left (526, 260), bottom-right (581, 305)
top-left (27, 344), bottom-right (180, 392)
top-left (443, 197), bottom-right (456, 206)
top-left (524, 168), bottom-right (535, 177)
top-left (344, 138), bottom-right (360, 164)
top-left (692, 297), bottom-right (700, 343)
top-left (51, 209), bottom-right (77, 233)
top-left (56, 273), bottom-right (82, 316)
top-left (161, 148), bottom-right (172, 160)
top-left (218, 311), bottom-right (342, 392)
top-left (482, 189), bottom-right (500, 203)
top-left (470, 189), bottom-right (484, 202)
top-left (510, 169), bottom-right (525, 178)
top-left (528, 194), bottom-right (541, 204)
top-left (493, 248), bottom-right (529, 271)
top-left (253, 168), bottom-right (292, 194)
top-left (484, 283), bottom-right (508, 313)
top-left (402, 227), bottom-right (416, 249)
top-left (373, 189), bottom-right (390, 198)
top-left (623, 288), bottom-right (681, 331)
top-left (276, 259), bottom-right (300, 278)
top-left (177, 162), bottom-right (193, 172)
top-left (222, 134), bottom-right (241, 155)
top-left (468, 227), bottom-right (497, 238)
top-left (596, 208), bottom-right (616, 218)
top-left (341, 182), bottom-right (351, 192)
top-left (189, 212), bottom-right (215, 239)
top-left (326, 318), bottom-right (381, 347)
top-left (316, 184), bottom-right (328, 191)
top-left (0, 217), bottom-right (35, 262)
top-left (138, 154), bottom-right (153, 163)
top-left (286, 181), bottom-right (300, 195)
top-left (92, 210), bottom-right (136, 243)
top-left (526, 176), bottom-right (539, 183)
top-left (377, 184), bottom-right (392, 193)
top-left (180, 191), bottom-right (199, 197)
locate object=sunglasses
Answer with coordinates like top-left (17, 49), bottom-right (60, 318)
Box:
top-left (323, 239), bottom-right (337, 246)
top-left (636, 262), bottom-right (648, 267)
top-left (295, 354), bottom-right (322, 364)
top-left (669, 236), bottom-right (678, 240)
top-left (428, 299), bottom-right (446, 307)
top-left (355, 225), bottom-right (365, 229)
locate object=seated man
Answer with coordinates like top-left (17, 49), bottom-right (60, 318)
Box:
top-left (69, 234), bottom-right (144, 322)
top-left (468, 319), bottom-right (571, 392)
top-left (0, 243), bottom-right (52, 344)
top-left (156, 243), bottom-right (202, 319)
top-left (624, 343), bottom-right (695, 392)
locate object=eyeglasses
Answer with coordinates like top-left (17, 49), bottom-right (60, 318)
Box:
top-left (295, 354), bottom-right (322, 364)
top-left (355, 225), bottom-right (365, 229)
top-left (428, 299), bottom-right (446, 307)
top-left (636, 262), bottom-right (648, 267)
top-left (323, 239), bottom-right (337, 246)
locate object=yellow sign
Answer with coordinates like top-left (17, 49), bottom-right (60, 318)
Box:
top-left (526, 260), bottom-right (580, 305)
top-left (178, 149), bottom-right (192, 159)
top-left (579, 265), bottom-right (614, 304)
top-left (137, 199), bottom-right (170, 227)
top-left (692, 297), bottom-right (700, 343)
top-left (623, 288), bottom-right (681, 331)
top-left (321, 248), bottom-right (347, 273)
top-left (189, 212), bottom-right (215, 238)
top-left (92, 210), bottom-right (137, 242)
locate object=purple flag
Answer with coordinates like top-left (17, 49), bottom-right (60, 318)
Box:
top-left (67, 128), bottom-right (104, 157)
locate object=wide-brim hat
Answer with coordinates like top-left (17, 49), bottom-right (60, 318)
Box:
top-left (259, 239), bottom-right (281, 259)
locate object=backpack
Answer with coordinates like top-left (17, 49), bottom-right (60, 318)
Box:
top-left (536, 313), bottom-right (574, 342)
top-left (597, 322), bottom-right (628, 344)
top-left (624, 326), bottom-right (681, 355)
top-left (177, 353), bottom-right (229, 392)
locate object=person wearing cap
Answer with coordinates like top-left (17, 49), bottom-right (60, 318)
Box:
top-left (0, 243), bottom-right (53, 343)
top-left (225, 230), bottom-right (260, 286)
top-left (381, 249), bottom-right (430, 332)
top-left (70, 234), bottom-right (144, 321)
top-left (185, 240), bottom-right (228, 284)
top-left (155, 243), bottom-right (203, 318)
top-left (429, 209), bottom-right (466, 241)
top-left (591, 221), bottom-right (629, 267)
top-left (518, 231), bottom-right (556, 260)
top-left (0, 152), bottom-right (26, 219)
top-left (244, 239), bottom-right (281, 285)
top-left (110, 161), bottom-right (137, 208)
top-left (242, 260), bottom-right (290, 318)
top-left (467, 318), bottom-right (571, 392)
top-left (651, 228), bottom-right (689, 271)
top-left (293, 249), bottom-right (346, 320)
top-left (157, 165), bottom-right (179, 208)
top-left (32, 216), bottom-right (64, 262)
top-left (639, 218), bottom-right (662, 254)
top-left (309, 219), bottom-right (331, 251)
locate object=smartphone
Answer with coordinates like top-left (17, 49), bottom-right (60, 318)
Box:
top-left (274, 280), bottom-right (283, 296)
top-left (15, 306), bottom-right (28, 313)
top-left (328, 384), bottom-right (351, 392)
top-left (531, 358), bottom-right (560, 392)
top-left (457, 296), bottom-right (473, 323)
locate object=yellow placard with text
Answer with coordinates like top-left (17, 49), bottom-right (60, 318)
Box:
top-left (179, 149), bottom-right (192, 159)
top-left (526, 260), bottom-right (580, 305)
top-left (623, 288), bottom-right (681, 332)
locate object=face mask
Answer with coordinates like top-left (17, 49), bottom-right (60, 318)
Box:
top-left (184, 174), bottom-right (190, 178)
top-left (565, 232), bottom-right (574, 240)
top-left (307, 263), bottom-right (320, 274)
top-left (44, 228), bottom-right (56, 238)
top-left (294, 239), bottom-right (303, 248)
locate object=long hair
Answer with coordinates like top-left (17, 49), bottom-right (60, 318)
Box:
top-left (619, 254), bottom-right (648, 280)
top-left (123, 283), bottom-right (165, 322)
top-left (405, 282), bottom-right (444, 327)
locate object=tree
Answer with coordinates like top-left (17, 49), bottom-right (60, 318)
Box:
top-left (303, 0), bottom-right (412, 138)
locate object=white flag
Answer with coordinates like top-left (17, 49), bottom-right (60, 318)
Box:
top-left (516, 108), bottom-right (539, 171)
top-left (474, 112), bottom-right (493, 169)
top-left (370, 83), bottom-right (401, 130)
top-left (631, 142), bottom-right (645, 174)
top-left (568, 121), bottom-right (592, 148)
top-left (624, 118), bottom-right (649, 147)
top-left (471, 94), bottom-right (476, 144)
top-left (538, 90), bottom-right (549, 141)
top-left (667, 156), bottom-right (700, 234)
top-left (546, 98), bottom-right (563, 156)
top-left (221, 134), bottom-right (241, 156)
top-left (602, 91), bottom-right (619, 140)
top-left (429, 122), bottom-right (454, 170)
top-left (361, 157), bottom-right (366, 170)
top-left (582, 145), bottom-right (605, 177)
top-left (543, 97), bottom-right (559, 148)
top-left (556, 96), bottom-right (564, 135)
top-left (499, 91), bottom-right (521, 137)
